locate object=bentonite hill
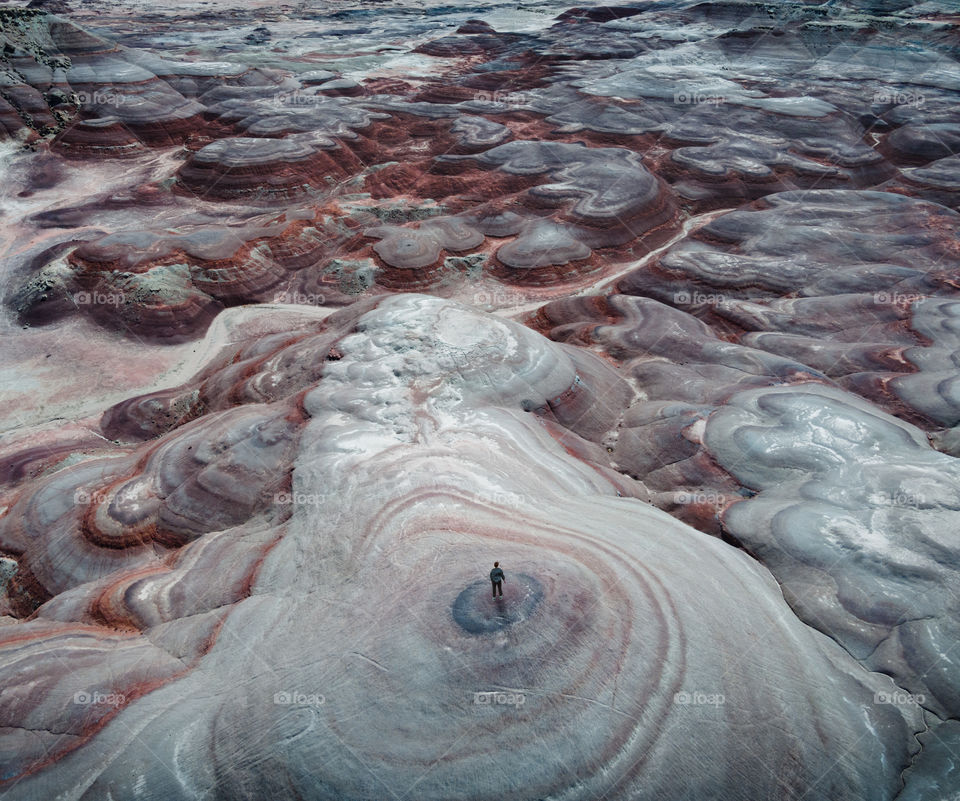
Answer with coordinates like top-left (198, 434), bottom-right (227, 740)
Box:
top-left (0, 0), bottom-right (959, 799)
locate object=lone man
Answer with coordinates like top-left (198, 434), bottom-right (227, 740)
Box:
top-left (490, 561), bottom-right (505, 598)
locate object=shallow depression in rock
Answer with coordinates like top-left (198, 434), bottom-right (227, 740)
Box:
top-left (451, 573), bottom-right (543, 634)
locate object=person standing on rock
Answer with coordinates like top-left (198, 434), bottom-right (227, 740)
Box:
top-left (490, 562), bottom-right (505, 598)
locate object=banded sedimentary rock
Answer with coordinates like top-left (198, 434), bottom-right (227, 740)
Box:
top-left (3, 1), bottom-right (960, 796)
top-left (534, 292), bottom-right (960, 734)
top-left (0, 296), bottom-right (922, 800)
top-left (175, 136), bottom-right (348, 204)
top-left (616, 190), bottom-right (960, 427)
top-left (10, 214), bottom-right (353, 341)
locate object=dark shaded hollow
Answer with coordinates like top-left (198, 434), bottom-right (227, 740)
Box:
top-left (452, 573), bottom-right (544, 634)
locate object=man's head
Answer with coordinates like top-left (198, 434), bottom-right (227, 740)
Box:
top-left (494, 561), bottom-right (499, 567)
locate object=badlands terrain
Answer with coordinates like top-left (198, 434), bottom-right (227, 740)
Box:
top-left (0, 0), bottom-right (959, 798)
